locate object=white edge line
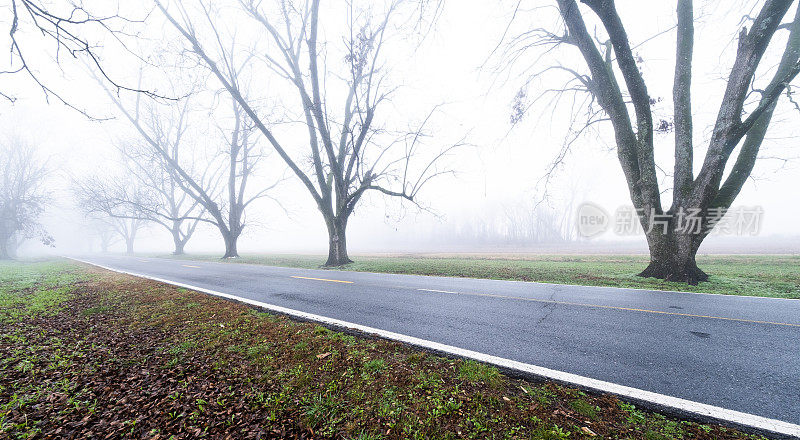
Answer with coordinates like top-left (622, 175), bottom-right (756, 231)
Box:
top-left (69, 257), bottom-right (800, 439)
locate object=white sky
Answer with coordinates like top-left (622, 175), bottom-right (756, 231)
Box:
top-left (1, 0), bottom-right (798, 256)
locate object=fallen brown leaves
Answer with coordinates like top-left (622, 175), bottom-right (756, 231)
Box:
top-left (1, 276), bottom-right (315, 439)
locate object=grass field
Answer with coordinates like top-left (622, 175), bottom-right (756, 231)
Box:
top-left (166, 253), bottom-right (800, 299)
top-left (0, 259), bottom-right (768, 439)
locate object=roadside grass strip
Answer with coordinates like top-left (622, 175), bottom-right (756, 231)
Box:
top-left (164, 254), bottom-right (800, 299)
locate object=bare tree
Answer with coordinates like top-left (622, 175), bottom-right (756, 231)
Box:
top-left (72, 135), bottom-right (205, 255)
top-left (86, 217), bottom-right (119, 253)
top-left (110, 216), bottom-right (145, 255)
top-left (103, 84), bottom-right (274, 258)
top-left (509, 0), bottom-right (800, 283)
top-left (155, 0), bottom-right (458, 266)
top-left (73, 174), bottom-right (149, 255)
top-left (0, 138), bottom-right (52, 259)
top-left (117, 131), bottom-right (207, 255)
top-left (2, 1), bottom-right (164, 116)
top-left (78, 136), bottom-right (206, 255)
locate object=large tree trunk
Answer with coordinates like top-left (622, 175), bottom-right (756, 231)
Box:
top-left (171, 226), bottom-right (185, 255)
top-left (222, 231), bottom-right (239, 259)
top-left (125, 237), bottom-right (135, 255)
top-left (172, 237), bottom-right (186, 255)
top-left (324, 216), bottom-right (352, 267)
top-left (639, 230), bottom-right (708, 285)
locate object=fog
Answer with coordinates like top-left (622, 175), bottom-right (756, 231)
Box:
top-left (2, 0), bottom-right (799, 259)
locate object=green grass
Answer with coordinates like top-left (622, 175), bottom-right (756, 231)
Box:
top-left (457, 360), bottom-right (501, 387)
top-left (0, 260), bottom-right (86, 323)
top-left (164, 253), bottom-right (800, 299)
top-left (569, 398), bottom-right (599, 420)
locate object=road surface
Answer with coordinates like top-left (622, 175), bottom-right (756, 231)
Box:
top-left (75, 255), bottom-right (800, 431)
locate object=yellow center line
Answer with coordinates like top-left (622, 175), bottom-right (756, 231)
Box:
top-left (420, 290), bottom-right (800, 328)
top-left (182, 264), bottom-right (201, 268)
top-left (291, 275), bottom-right (354, 284)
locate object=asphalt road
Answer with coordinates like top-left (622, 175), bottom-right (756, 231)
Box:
top-left (77, 255), bottom-right (800, 426)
